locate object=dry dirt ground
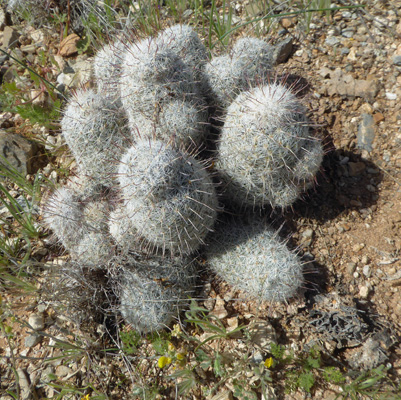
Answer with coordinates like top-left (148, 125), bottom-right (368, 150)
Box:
top-left (1, 0), bottom-right (401, 399)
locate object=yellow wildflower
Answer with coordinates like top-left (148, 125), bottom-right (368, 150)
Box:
top-left (158, 356), bottom-right (172, 369)
top-left (264, 357), bottom-right (273, 368)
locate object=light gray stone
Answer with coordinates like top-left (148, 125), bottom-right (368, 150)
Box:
top-left (393, 55), bottom-right (401, 66)
top-left (357, 114), bottom-right (375, 152)
top-left (28, 313), bottom-right (45, 330)
top-left (363, 265), bottom-right (371, 278)
top-left (0, 130), bottom-right (39, 175)
top-left (0, 8), bottom-right (6, 30)
top-left (302, 228), bottom-right (313, 240)
top-left (325, 36), bottom-right (340, 46)
top-left (25, 334), bottom-right (42, 348)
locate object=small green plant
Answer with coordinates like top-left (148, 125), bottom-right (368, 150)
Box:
top-left (207, 0), bottom-right (235, 49)
top-left (0, 158), bottom-right (47, 290)
top-left (120, 327), bottom-right (143, 355)
top-left (0, 50), bottom-right (62, 130)
top-left (301, 0), bottom-right (333, 33)
top-left (337, 365), bottom-right (396, 400)
top-left (131, 0), bottom-right (163, 36)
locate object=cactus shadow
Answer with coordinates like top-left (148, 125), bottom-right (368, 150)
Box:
top-left (285, 144), bottom-right (384, 223)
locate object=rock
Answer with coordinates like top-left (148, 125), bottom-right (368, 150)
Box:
top-left (0, 130), bottom-right (39, 175)
top-left (393, 55), bottom-right (401, 66)
top-left (373, 112), bottom-right (384, 124)
top-left (0, 8), bottom-right (6, 30)
top-left (248, 319), bottom-right (276, 351)
top-left (40, 366), bottom-right (55, 384)
top-left (25, 334), bottom-right (42, 348)
top-left (56, 72), bottom-right (74, 87)
top-left (348, 333), bottom-right (391, 370)
top-left (211, 297), bottom-right (228, 319)
top-left (0, 53), bottom-right (9, 64)
top-left (2, 26), bottom-right (20, 50)
top-left (325, 36), bottom-right (340, 46)
top-left (209, 390), bottom-right (233, 400)
top-left (341, 28), bottom-right (354, 38)
top-left (359, 285), bottom-right (370, 299)
top-left (326, 68), bottom-right (378, 99)
top-left (363, 265), bottom-right (371, 278)
top-left (347, 262), bottom-right (357, 274)
top-left (347, 48), bottom-right (357, 61)
top-left (385, 92), bottom-right (397, 100)
top-left (56, 58), bottom-right (92, 89)
top-left (318, 67), bottom-right (332, 78)
top-left (28, 313), bottom-right (45, 330)
top-left (17, 368), bottom-right (32, 400)
top-left (30, 28), bottom-right (47, 43)
top-left (261, 386), bottom-right (277, 400)
top-left (348, 161), bottom-right (365, 176)
top-left (53, 54), bottom-right (66, 71)
top-left (203, 297), bottom-right (215, 311)
top-left (59, 33), bottom-right (80, 57)
top-left (56, 365), bottom-right (72, 378)
top-left (357, 114), bottom-right (375, 152)
top-left (280, 18), bottom-right (295, 29)
top-left (302, 228), bottom-right (313, 240)
top-left (273, 37), bottom-right (293, 64)
top-left (20, 44), bottom-right (37, 54)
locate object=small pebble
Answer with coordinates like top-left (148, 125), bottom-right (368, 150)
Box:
top-left (385, 92), bottom-right (397, 100)
top-left (347, 262), bottom-right (357, 274)
top-left (302, 228), bottom-right (313, 240)
top-left (25, 334), bottom-right (42, 348)
top-left (393, 55), bottom-right (401, 66)
top-left (363, 265), bottom-right (371, 278)
top-left (28, 313), bottom-right (45, 330)
top-left (359, 286), bottom-right (370, 299)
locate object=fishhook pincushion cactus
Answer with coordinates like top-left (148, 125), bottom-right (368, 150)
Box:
top-left (94, 39), bottom-right (126, 102)
top-left (116, 139), bottom-right (218, 255)
top-left (42, 178), bottom-right (113, 264)
top-left (203, 37), bottom-right (274, 108)
top-left (156, 24), bottom-right (209, 90)
top-left (119, 37), bottom-right (208, 147)
top-left (215, 82), bottom-right (323, 208)
top-left (61, 88), bottom-right (129, 185)
top-left (206, 218), bottom-right (304, 302)
top-left (116, 254), bottom-right (197, 333)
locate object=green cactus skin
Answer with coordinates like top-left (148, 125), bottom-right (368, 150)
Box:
top-left (206, 218), bottom-right (304, 302)
top-left (203, 37), bottom-right (274, 108)
top-left (216, 83), bottom-right (323, 208)
top-left (116, 255), bottom-right (197, 333)
top-left (61, 88), bottom-right (129, 186)
top-left (117, 140), bottom-right (218, 256)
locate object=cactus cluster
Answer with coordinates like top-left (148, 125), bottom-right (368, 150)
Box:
top-left (43, 24), bottom-right (323, 333)
top-left (6, 0), bottom-right (123, 33)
